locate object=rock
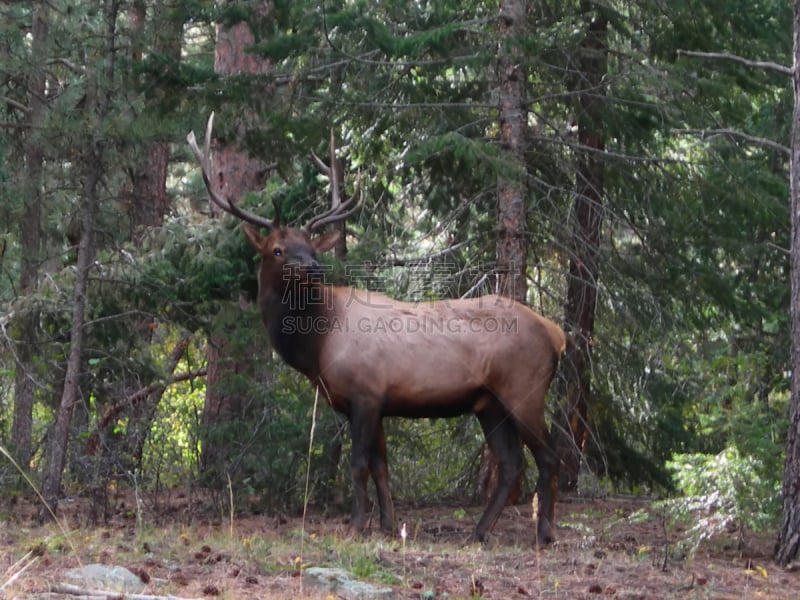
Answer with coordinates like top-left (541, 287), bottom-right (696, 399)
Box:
top-left (303, 567), bottom-right (394, 599)
top-left (63, 563), bottom-right (146, 593)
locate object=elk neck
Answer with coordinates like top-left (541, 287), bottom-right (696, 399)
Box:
top-left (258, 263), bottom-right (334, 381)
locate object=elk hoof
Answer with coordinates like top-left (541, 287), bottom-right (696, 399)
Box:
top-left (465, 531), bottom-right (488, 546)
top-left (536, 519), bottom-right (555, 546)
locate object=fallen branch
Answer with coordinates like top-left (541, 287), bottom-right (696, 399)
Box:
top-left (50, 582), bottom-right (202, 600)
top-left (676, 49), bottom-right (792, 77)
top-left (0, 552), bottom-right (38, 592)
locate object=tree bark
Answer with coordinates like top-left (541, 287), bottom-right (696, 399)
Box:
top-left (40, 0), bottom-right (120, 518)
top-left (209, 10), bottom-right (271, 216)
top-left (555, 10), bottom-right (607, 493)
top-left (201, 4), bottom-right (273, 481)
top-left (495, 0), bottom-right (528, 303)
top-left (11, 0), bottom-right (48, 468)
top-left (776, 0), bottom-right (800, 567)
top-left (127, 0), bottom-right (182, 235)
top-left (479, 0), bottom-right (529, 502)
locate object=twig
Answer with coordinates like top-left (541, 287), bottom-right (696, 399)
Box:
top-left (389, 241), bottom-right (470, 267)
top-left (460, 273), bottom-right (492, 299)
top-left (299, 386), bottom-right (321, 595)
top-left (50, 583), bottom-right (203, 599)
top-left (0, 95), bottom-right (31, 114)
top-left (676, 49), bottom-right (792, 77)
top-left (672, 128), bottom-right (790, 156)
top-left (0, 553), bottom-right (38, 592)
top-left (84, 335), bottom-right (202, 454)
top-left (84, 368), bottom-right (207, 453)
top-left (47, 57), bottom-right (87, 74)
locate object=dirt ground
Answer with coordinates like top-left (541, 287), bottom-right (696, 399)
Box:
top-left (1, 492), bottom-right (798, 599)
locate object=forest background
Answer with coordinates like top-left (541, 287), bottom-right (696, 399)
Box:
top-left (1, 0), bottom-right (799, 565)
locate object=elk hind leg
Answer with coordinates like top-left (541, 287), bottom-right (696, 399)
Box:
top-left (502, 367), bottom-right (560, 545)
top-left (517, 423), bottom-right (558, 546)
top-left (471, 404), bottom-right (524, 543)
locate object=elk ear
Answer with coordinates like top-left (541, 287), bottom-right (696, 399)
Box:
top-left (242, 223), bottom-right (268, 253)
top-left (312, 230), bottom-right (341, 254)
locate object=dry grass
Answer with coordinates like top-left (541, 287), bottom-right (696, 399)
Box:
top-left (1, 493), bottom-right (798, 599)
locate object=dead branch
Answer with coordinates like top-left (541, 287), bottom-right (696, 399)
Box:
top-left (84, 367), bottom-right (206, 454)
top-left (672, 128), bottom-right (790, 156)
top-left (0, 95), bottom-right (31, 114)
top-left (85, 335), bottom-right (205, 454)
top-left (676, 49), bottom-right (792, 77)
top-left (389, 240), bottom-right (471, 267)
top-left (0, 553), bottom-right (38, 593)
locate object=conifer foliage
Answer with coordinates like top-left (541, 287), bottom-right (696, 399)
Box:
top-left (0, 0), bottom-right (796, 560)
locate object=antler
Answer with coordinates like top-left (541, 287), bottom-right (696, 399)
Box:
top-left (186, 113), bottom-right (277, 229)
top-left (307, 129), bottom-right (360, 233)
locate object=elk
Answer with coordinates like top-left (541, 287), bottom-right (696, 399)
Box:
top-left (187, 115), bottom-right (566, 546)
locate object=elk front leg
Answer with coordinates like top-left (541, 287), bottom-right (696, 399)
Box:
top-left (347, 408), bottom-right (380, 533)
top-left (369, 421), bottom-right (395, 534)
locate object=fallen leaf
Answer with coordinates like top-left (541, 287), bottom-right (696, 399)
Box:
top-left (202, 583), bottom-right (220, 596)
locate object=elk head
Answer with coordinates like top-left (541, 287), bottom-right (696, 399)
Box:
top-left (242, 223), bottom-right (340, 299)
top-left (187, 113), bottom-right (359, 295)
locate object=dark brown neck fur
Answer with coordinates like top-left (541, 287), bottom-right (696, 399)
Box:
top-left (260, 279), bottom-right (330, 381)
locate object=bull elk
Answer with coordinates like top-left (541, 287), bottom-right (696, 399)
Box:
top-left (187, 115), bottom-right (566, 545)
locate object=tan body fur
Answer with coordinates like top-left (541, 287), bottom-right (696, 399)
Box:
top-left (244, 223), bottom-right (565, 545)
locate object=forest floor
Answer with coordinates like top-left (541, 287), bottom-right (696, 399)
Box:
top-left (1, 491), bottom-right (798, 599)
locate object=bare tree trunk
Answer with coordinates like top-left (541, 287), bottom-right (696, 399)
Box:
top-left (208, 11), bottom-right (271, 216)
top-left (479, 0), bottom-right (529, 502)
top-left (40, 0), bottom-right (120, 518)
top-left (201, 5), bottom-right (273, 482)
top-left (127, 0), bottom-right (182, 235)
top-left (99, 0), bottom-right (186, 481)
top-left (555, 10), bottom-right (607, 493)
top-left (776, 0), bottom-right (800, 567)
top-left (495, 0), bottom-right (528, 303)
top-left (11, 0), bottom-right (48, 468)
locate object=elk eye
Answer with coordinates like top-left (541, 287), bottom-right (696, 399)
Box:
top-left (273, 248), bottom-right (282, 257)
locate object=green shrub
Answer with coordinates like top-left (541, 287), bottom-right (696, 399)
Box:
top-left (657, 446), bottom-right (780, 556)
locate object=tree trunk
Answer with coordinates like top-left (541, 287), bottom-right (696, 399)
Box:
top-left (127, 0), bottom-right (182, 235)
top-left (775, 0), bottom-right (800, 567)
top-left (495, 0), bottom-right (528, 304)
top-left (555, 10), bottom-right (607, 493)
top-left (201, 5), bottom-right (273, 482)
top-left (479, 0), bottom-right (529, 501)
top-left (11, 0), bottom-right (48, 468)
top-left (40, 0), bottom-right (119, 518)
top-left (208, 11), bottom-right (271, 217)
top-left (93, 0), bottom-right (186, 483)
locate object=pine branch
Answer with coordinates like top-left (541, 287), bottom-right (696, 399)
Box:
top-left (47, 57), bottom-right (87, 74)
top-left (0, 95), bottom-right (30, 114)
top-left (676, 49), bottom-right (792, 77)
top-left (672, 128), bottom-right (790, 156)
